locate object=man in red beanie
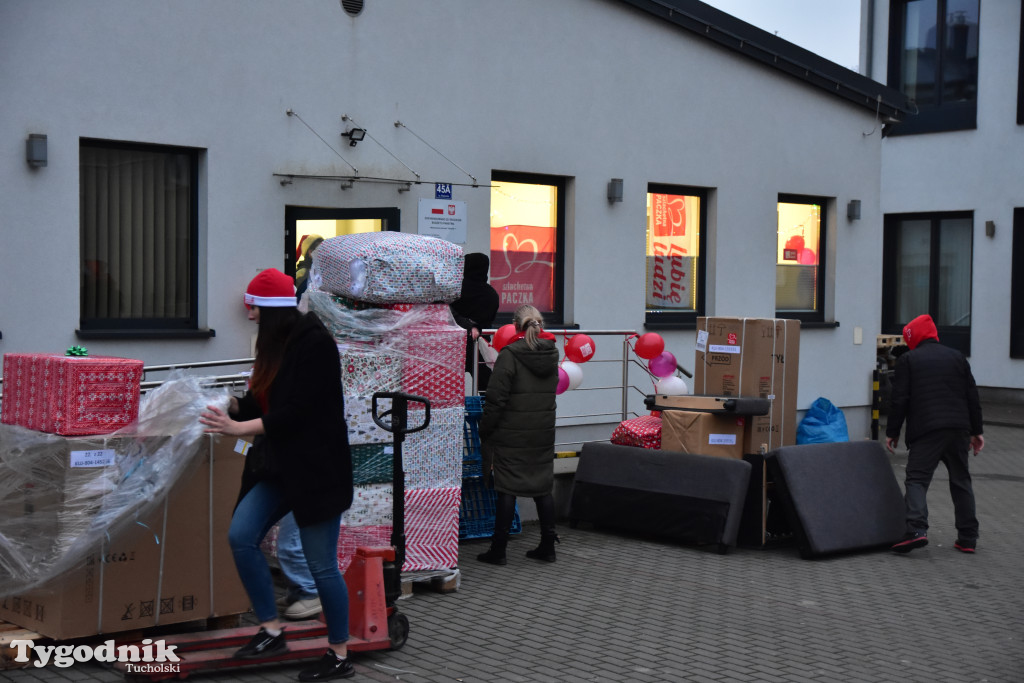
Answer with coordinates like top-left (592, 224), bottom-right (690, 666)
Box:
top-left (886, 314), bottom-right (984, 554)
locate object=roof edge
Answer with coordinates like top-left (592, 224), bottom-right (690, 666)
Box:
top-left (617, 0), bottom-right (913, 121)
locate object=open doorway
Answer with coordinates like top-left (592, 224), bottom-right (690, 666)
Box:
top-left (284, 206), bottom-right (400, 277)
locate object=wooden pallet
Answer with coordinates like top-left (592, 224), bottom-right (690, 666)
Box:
top-left (877, 334), bottom-right (904, 348)
top-left (0, 620), bottom-right (46, 669)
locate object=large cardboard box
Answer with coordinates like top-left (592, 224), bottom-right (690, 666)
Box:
top-left (660, 410), bottom-right (746, 459)
top-left (694, 317), bottom-right (800, 453)
top-left (0, 435), bottom-right (250, 640)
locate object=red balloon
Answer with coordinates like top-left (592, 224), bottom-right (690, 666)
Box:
top-left (491, 324), bottom-right (518, 352)
top-left (634, 333), bottom-right (664, 360)
top-left (565, 334), bottom-right (596, 363)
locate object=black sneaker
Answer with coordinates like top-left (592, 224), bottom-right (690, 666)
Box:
top-left (298, 650), bottom-right (355, 681)
top-left (233, 627), bottom-right (288, 659)
top-left (891, 531), bottom-right (928, 553)
top-left (954, 538), bottom-right (977, 553)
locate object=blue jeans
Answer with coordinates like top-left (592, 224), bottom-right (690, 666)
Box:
top-left (277, 512), bottom-right (318, 602)
top-left (228, 481), bottom-right (349, 644)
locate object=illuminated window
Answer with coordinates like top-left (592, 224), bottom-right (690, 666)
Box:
top-left (776, 195), bottom-right (826, 322)
top-left (489, 172), bottom-right (565, 324)
top-left (645, 184), bottom-right (706, 326)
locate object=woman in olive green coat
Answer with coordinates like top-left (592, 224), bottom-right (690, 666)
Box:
top-left (478, 305), bottom-right (561, 565)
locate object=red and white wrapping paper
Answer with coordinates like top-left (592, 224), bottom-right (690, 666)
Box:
top-left (1, 353), bottom-right (144, 435)
top-left (340, 351), bottom-right (402, 396)
top-left (337, 524), bottom-right (392, 573)
top-left (403, 487), bottom-right (460, 571)
top-left (610, 415), bottom-right (662, 450)
top-left (394, 325), bottom-right (465, 410)
top-left (314, 232), bottom-right (463, 304)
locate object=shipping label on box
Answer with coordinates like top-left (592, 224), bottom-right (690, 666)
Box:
top-left (694, 318), bottom-right (800, 452)
top-left (660, 410), bottom-right (746, 460)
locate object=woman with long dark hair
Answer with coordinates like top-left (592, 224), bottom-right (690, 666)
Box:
top-left (200, 268), bottom-right (355, 681)
top-left (477, 304), bottom-right (561, 565)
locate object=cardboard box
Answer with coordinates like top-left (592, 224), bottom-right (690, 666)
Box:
top-left (0, 435), bottom-right (250, 640)
top-left (660, 410), bottom-right (746, 459)
top-left (1, 353), bottom-right (144, 435)
top-left (694, 318), bottom-right (800, 453)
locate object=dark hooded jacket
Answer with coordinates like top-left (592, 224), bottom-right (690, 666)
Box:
top-left (234, 312), bottom-right (353, 526)
top-left (479, 337), bottom-right (559, 497)
top-left (886, 314), bottom-right (983, 446)
top-left (450, 253), bottom-right (500, 379)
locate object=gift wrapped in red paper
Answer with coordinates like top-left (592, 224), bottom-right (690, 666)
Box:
top-left (610, 415), bottom-right (662, 450)
top-left (403, 487), bottom-right (461, 571)
top-left (1, 353), bottom-right (144, 435)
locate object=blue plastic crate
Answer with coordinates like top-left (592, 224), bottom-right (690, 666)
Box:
top-left (463, 396), bottom-right (484, 479)
top-left (459, 477), bottom-right (522, 540)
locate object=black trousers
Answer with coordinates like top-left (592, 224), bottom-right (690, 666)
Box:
top-left (903, 429), bottom-right (978, 540)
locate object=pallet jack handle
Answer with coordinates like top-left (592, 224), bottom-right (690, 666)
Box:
top-left (370, 392), bottom-right (431, 571)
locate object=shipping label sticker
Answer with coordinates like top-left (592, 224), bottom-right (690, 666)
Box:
top-left (708, 434), bottom-right (737, 446)
top-left (70, 449), bottom-right (115, 468)
top-left (708, 345), bottom-right (741, 354)
top-left (234, 439), bottom-right (252, 455)
top-left (696, 330), bottom-right (709, 353)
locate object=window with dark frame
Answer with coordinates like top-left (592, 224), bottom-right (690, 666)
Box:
top-left (882, 211), bottom-right (974, 355)
top-left (644, 183), bottom-right (707, 328)
top-left (79, 139), bottom-right (203, 337)
top-left (1012, 208), bottom-right (1024, 358)
top-left (488, 171), bottom-right (566, 327)
top-left (887, 0), bottom-right (980, 135)
top-left (776, 194), bottom-right (827, 324)
top-left (1018, 0), bottom-right (1024, 125)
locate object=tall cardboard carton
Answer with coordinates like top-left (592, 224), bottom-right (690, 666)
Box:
top-left (0, 434), bottom-right (250, 640)
top-left (694, 318), bottom-right (800, 452)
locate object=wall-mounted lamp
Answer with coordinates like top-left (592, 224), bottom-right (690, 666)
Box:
top-left (26, 134), bottom-right (47, 167)
top-left (341, 127), bottom-right (366, 146)
top-left (846, 199), bottom-right (861, 221)
top-left (607, 178), bottom-right (623, 203)
top-left (985, 220), bottom-right (996, 238)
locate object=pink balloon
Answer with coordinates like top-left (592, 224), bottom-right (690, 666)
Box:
top-left (556, 367), bottom-right (570, 395)
top-left (648, 351), bottom-right (677, 378)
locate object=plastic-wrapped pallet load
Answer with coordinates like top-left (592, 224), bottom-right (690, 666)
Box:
top-left (295, 232), bottom-right (466, 573)
top-left (0, 375), bottom-right (251, 639)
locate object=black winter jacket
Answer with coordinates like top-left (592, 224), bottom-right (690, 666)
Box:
top-left (886, 339), bottom-right (983, 446)
top-left (234, 313), bottom-right (353, 526)
top-left (479, 338), bottom-right (559, 497)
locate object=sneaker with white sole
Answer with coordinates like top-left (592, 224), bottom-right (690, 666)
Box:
top-left (284, 596), bottom-right (322, 620)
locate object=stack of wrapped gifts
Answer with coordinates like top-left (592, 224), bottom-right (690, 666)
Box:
top-left (303, 231), bottom-right (466, 572)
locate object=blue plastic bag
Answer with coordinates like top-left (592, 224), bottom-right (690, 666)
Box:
top-left (797, 397), bottom-right (850, 444)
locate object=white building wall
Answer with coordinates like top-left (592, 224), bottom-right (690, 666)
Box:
top-left (2, 0), bottom-right (892, 437)
top-left (865, 0), bottom-right (1024, 392)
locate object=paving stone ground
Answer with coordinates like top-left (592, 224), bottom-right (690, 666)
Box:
top-left (4, 418), bottom-right (1022, 683)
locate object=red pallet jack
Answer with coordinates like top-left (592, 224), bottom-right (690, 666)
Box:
top-left (115, 391), bottom-right (430, 681)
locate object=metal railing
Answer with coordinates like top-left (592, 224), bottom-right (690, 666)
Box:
top-left (0, 331), bottom-right (687, 451)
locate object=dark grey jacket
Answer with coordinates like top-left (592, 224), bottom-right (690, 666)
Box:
top-left (479, 338), bottom-right (559, 497)
top-left (886, 339), bottom-right (983, 446)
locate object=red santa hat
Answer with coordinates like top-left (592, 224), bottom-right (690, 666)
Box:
top-left (244, 268), bottom-right (296, 308)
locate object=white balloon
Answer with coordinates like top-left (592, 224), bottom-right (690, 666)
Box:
top-left (561, 360), bottom-right (584, 391)
top-left (655, 376), bottom-right (689, 396)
